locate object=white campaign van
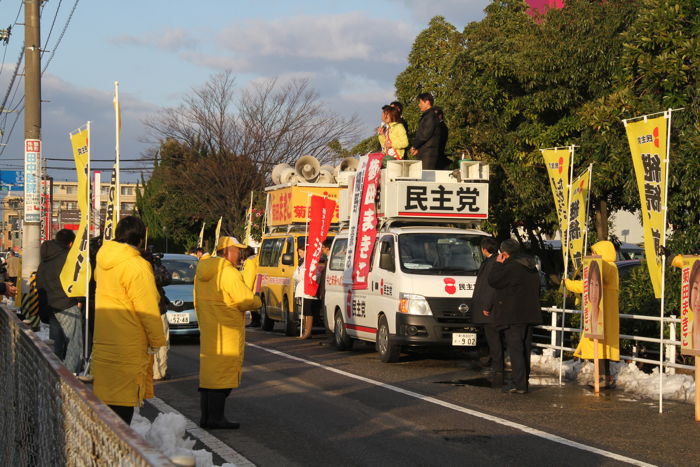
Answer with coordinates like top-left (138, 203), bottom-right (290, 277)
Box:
top-left (323, 159), bottom-right (492, 362)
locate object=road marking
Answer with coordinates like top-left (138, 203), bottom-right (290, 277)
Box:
top-left (149, 397), bottom-right (255, 467)
top-left (247, 342), bottom-right (655, 467)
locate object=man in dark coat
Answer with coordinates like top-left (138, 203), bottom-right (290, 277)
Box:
top-left (488, 239), bottom-right (542, 394)
top-left (471, 237), bottom-right (502, 374)
top-left (36, 229), bottom-right (83, 373)
top-left (410, 93), bottom-right (442, 169)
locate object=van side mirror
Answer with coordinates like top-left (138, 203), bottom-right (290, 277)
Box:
top-left (380, 253), bottom-right (395, 272)
top-left (281, 253), bottom-right (294, 266)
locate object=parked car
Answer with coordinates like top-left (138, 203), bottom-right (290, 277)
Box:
top-left (161, 253), bottom-right (199, 336)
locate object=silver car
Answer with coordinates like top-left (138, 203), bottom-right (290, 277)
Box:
top-left (161, 253), bottom-right (199, 336)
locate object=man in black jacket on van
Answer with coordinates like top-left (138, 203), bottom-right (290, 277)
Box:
top-left (488, 239), bottom-right (541, 394)
top-left (471, 237), bottom-right (501, 375)
top-left (410, 93), bottom-right (443, 169)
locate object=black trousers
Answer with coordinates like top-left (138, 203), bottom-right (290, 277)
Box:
top-left (109, 405), bottom-right (134, 425)
top-left (483, 324), bottom-right (504, 372)
top-left (504, 324), bottom-right (533, 391)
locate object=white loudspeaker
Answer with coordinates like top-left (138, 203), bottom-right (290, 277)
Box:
top-left (278, 167), bottom-right (297, 185)
top-left (295, 155), bottom-right (321, 182)
top-left (338, 157), bottom-right (359, 173)
top-left (271, 163), bottom-right (292, 185)
top-left (318, 166), bottom-right (336, 183)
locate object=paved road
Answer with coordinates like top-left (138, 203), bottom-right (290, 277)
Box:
top-left (153, 329), bottom-right (700, 466)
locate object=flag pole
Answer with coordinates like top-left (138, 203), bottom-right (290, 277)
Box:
top-left (558, 145), bottom-right (575, 385)
top-left (114, 81), bottom-right (121, 224)
top-left (83, 121), bottom-right (91, 372)
top-left (658, 109), bottom-right (673, 414)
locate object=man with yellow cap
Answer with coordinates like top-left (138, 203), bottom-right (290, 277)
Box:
top-left (195, 236), bottom-right (261, 429)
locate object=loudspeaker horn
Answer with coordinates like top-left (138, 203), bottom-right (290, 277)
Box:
top-left (271, 163), bottom-right (292, 185)
top-left (318, 166), bottom-right (336, 183)
top-left (339, 157), bottom-right (359, 172)
top-left (278, 166), bottom-right (297, 185)
top-left (295, 155), bottom-right (321, 182)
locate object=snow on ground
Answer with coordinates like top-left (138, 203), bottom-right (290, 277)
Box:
top-left (131, 411), bottom-right (236, 467)
top-left (531, 351), bottom-right (696, 403)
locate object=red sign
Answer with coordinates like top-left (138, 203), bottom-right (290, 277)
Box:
top-left (352, 153), bottom-right (383, 290)
top-left (304, 195), bottom-right (336, 296)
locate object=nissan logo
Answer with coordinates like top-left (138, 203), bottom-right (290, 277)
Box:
top-left (458, 304), bottom-right (469, 313)
top-left (172, 299), bottom-right (184, 307)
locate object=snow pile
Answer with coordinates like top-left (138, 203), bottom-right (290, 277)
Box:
top-left (530, 353), bottom-right (696, 403)
top-left (34, 322), bottom-right (50, 341)
top-left (131, 411), bottom-right (236, 467)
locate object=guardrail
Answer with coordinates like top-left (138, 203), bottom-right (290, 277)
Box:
top-left (534, 306), bottom-right (692, 373)
top-left (0, 306), bottom-right (174, 466)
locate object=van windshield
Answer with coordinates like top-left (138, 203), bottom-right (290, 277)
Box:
top-left (398, 233), bottom-right (484, 276)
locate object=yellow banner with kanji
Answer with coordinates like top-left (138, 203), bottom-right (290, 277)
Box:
top-left (568, 168), bottom-right (590, 273)
top-left (212, 216), bottom-right (222, 255)
top-left (60, 125), bottom-right (91, 297)
top-left (624, 114), bottom-right (668, 298)
top-left (679, 256), bottom-right (700, 356)
top-left (542, 148), bottom-right (571, 255)
top-left (102, 163), bottom-right (119, 241)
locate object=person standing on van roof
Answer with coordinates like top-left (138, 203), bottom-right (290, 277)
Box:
top-left (409, 92), bottom-right (445, 170)
top-left (488, 239), bottom-right (542, 394)
top-left (390, 100), bottom-right (410, 137)
top-left (470, 237), bottom-right (502, 377)
top-left (195, 236), bottom-right (261, 429)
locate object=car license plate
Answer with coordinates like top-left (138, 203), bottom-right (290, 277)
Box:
top-left (168, 312), bottom-right (190, 324)
top-left (452, 332), bottom-right (476, 346)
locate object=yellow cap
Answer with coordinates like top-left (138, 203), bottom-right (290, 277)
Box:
top-left (216, 236), bottom-right (246, 250)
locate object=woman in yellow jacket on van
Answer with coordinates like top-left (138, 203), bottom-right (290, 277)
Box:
top-left (195, 236), bottom-right (261, 429)
top-left (92, 216), bottom-right (166, 424)
top-left (377, 105), bottom-right (409, 160)
top-left (564, 240), bottom-right (620, 387)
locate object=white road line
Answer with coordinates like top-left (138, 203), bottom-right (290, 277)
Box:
top-left (149, 397), bottom-right (255, 467)
top-left (247, 342), bottom-right (655, 467)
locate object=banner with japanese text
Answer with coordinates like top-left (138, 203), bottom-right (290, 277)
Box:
top-left (624, 114), bottom-right (668, 298)
top-left (343, 159), bottom-right (366, 286)
top-left (102, 164), bottom-right (119, 241)
top-left (213, 216), bottom-right (222, 255)
top-left (568, 168), bottom-right (591, 272)
top-left (350, 153), bottom-right (383, 290)
top-left (680, 256), bottom-right (700, 356)
top-left (542, 148), bottom-right (571, 256)
top-left (60, 125), bottom-right (91, 297)
top-left (198, 221), bottom-right (205, 248)
top-left (582, 255), bottom-right (604, 339)
top-left (304, 195), bottom-right (337, 297)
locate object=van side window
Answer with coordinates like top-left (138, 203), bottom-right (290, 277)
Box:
top-left (270, 238), bottom-right (285, 266)
top-left (329, 238), bottom-right (348, 271)
top-left (378, 236), bottom-right (395, 272)
top-left (259, 240), bottom-right (275, 267)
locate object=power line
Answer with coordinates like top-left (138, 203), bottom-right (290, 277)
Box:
top-left (41, 0), bottom-right (63, 59)
top-left (42, 0), bottom-right (79, 74)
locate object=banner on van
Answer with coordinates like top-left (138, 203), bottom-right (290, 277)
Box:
top-left (304, 195), bottom-right (337, 296)
top-left (268, 186), bottom-right (340, 226)
top-left (350, 153), bottom-right (383, 290)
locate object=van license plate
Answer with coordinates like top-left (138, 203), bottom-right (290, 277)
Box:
top-left (168, 313), bottom-right (190, 324)
top-left (452, 332), bottom-right (476, 346)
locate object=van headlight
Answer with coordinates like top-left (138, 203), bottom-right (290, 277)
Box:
top-left (399, 293), bottom-right (432, 316)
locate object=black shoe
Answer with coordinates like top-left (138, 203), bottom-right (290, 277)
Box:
top-left (502, 385), bottom-right (527, 394)
top-left (206, 391), bottom-right (240, 430)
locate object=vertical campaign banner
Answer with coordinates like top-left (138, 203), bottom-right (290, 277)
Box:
top-left (40, 176), bottom-right (52, 241)
top-left (102, 165), bottom-right (118, 241)
top-left (624, 114), bottom-right (668, 298)
top-left (212, 216), bottom-right (222, 255)
top-left (680, 256), bottom-right (700, 356)
top-left (92, 171), bottom-right (101, 236)
top-left (343, 158), bottom-right (366, 286)
top-left (304, 195), bottom-right (337, 297)
top-left (568, 168), bottom-right (591, 272)
top-left (582, 255), bottom-right (604, 339)
top-left (60, 125), bottom-right (91, 297)
top-left (351, 153), bottom-right (383, 290)
top-left (198, 221), bottom-right (206, 248)
top-left (542, 148), bottom-right (571, 255)
top-left (24, 139), bottom-right (41, 222)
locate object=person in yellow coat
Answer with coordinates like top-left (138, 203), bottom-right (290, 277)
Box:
top-left (564, 240), bottom-right (620, 387)
top-left (377, 105), bottom-right (409, 160)
top-left (93, 216), bottom-right (166, 424)
top-left (195, 236), bottom-right (262, 429)
top-left (241, 247), bottom-right (261, 328)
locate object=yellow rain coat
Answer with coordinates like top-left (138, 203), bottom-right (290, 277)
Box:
top-left (93, 240), bottom-right (166, 407)
top-left (242, 255), bottom-right (259, 291)
top-left (195, 256), bottom-right (262, 389)
top-left (378, 122), bottom-right (409, 159)
top-left (565, 241), bottom-right (620, 361)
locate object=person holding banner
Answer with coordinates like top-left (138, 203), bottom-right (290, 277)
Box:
top-left (195, 236), bottom-right (261, 429)
top-left (377, 105), bottom-right (408, 161)
top-left (565, 241), bottom-right (620, 387)
top-left (294, 240), bottom-right (321, 340)
top-left (92, 216), bottom-right (166, 424)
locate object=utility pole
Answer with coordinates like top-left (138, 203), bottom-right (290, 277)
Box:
top-left (22, 0), bottom-right (42, 281)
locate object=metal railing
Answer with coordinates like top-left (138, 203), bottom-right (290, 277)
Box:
top-left (0, 306), bottom-right (174, 466)
top-left (535, 306), bottom-right (693, 373)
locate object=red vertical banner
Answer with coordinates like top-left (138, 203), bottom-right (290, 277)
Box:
top-left (304, 195), bottom-right (337, 296)
top-left (352, 153), bottom-right (384, 290)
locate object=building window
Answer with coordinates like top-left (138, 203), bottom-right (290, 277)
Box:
top-left (101, 186), bottom-right (110, 195)
top-left (64, 186), bottom-right (77, 194)
top-left (121, 186), bottom-right (134, 196)
top-left (121, 202), bottom-right (135, 213)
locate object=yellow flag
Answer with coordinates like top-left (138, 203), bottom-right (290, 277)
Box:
top-left (244, 191), bottom-right (254, 246)
top-left (60, 125), bottom-right (91, 297)
top-left (542, 148), bottom-right (572, 255)
top-left (198, 221), bottom-right (206, 248)
top-left (624, 114), bottom-right (668, 298)
top-left (212, 216), bottom-right (222, 256)
top-left (102, 164), bottom-right (119, 241)
top-left (568, 168), bottom-right (591, 273)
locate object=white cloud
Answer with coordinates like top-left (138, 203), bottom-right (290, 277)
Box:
top-left (110, 28), bottom-right (197, 52)
top-left (390, 0), bottom-right (490, 28)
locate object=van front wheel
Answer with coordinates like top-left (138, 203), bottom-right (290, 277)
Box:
top-left (260, 297), bottom-right (274, 332)
top-left (334, 310), bottom-right (353, 351)
top-left (283, 299), bottom-right (297, 337)
top-left (377, 315), bottom-right (400, 363)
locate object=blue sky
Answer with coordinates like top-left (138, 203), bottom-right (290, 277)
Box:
top-left (0, 0), bottom-right (490, 181)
